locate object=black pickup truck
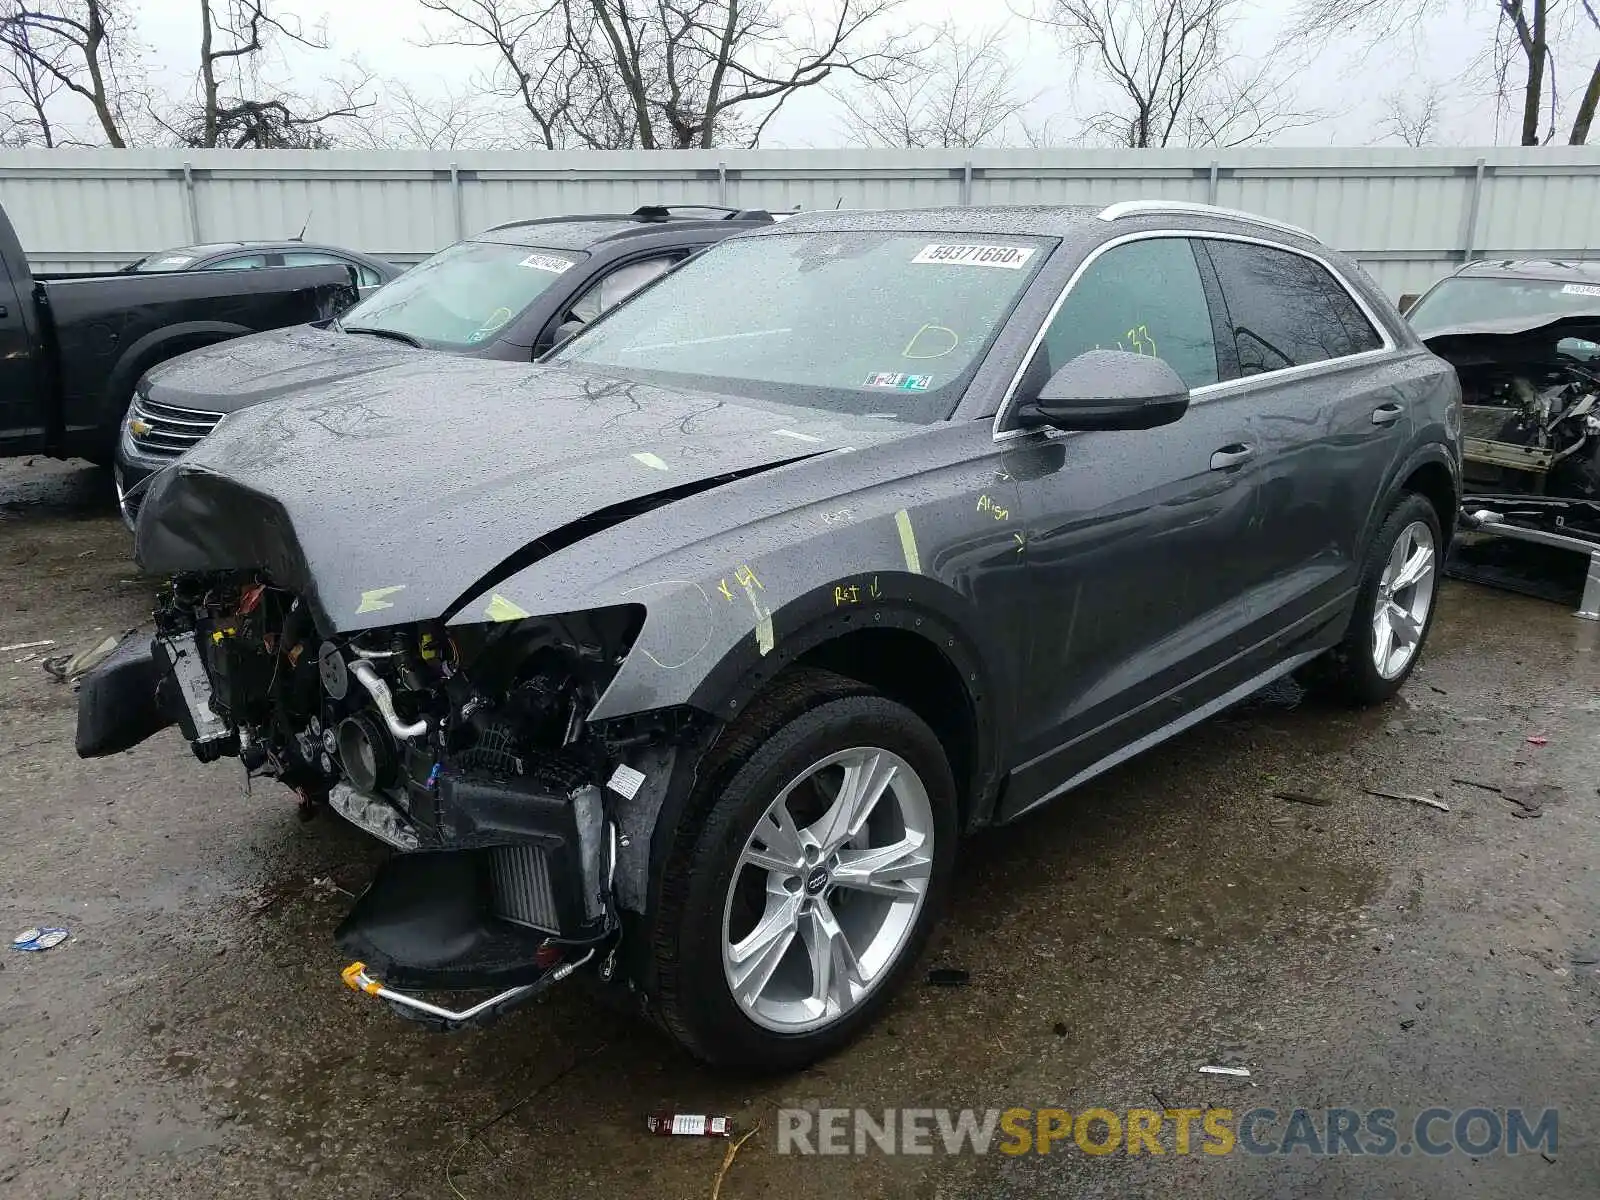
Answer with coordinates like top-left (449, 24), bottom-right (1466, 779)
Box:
top-left (0, 200), bottom-right (357, 464)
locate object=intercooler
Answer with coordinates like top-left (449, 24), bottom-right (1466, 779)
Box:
top-left (487, 844), bottom-right (563, 933)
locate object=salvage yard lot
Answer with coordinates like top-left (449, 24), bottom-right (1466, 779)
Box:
top-left (2, 457), bottom-right (1597, 1199)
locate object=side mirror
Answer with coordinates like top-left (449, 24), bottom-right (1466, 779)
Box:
top-left (1398, 293), bottom-right (1419, 315)
top-left (1016, 349), bottom-right (1190, 432)
top-left (551, 318), bottom-right (586, 348)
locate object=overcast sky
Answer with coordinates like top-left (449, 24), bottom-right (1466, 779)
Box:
top-left (98, 0), bottom-right (1600, 149)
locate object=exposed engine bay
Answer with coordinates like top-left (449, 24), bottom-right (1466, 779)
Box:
top-left (137, 569), bottom-right (660, 1019)
top-left (1427, 315), bottom-right (1600, 498)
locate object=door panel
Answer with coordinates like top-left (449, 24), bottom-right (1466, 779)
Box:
top-left (1199, 238), bottom-right (1404, 627)
top-left (999, 235), bottom-right (1273, 815)
top-left (1004, 396), bottom-right (1264, 814)
top-left (0, 254), bottom-right (43, 449)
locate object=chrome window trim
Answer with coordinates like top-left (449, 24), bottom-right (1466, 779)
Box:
top-left (991, 228), bottom-right (1398, 443)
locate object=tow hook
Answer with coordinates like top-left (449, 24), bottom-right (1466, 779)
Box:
top-left (340, 948), bottom-right (595, 1031)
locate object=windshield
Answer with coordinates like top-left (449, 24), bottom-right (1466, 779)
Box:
top-left (550, 230), bottom-right (1051, 423)
top-left (337, 239), bottom-right (585, 349)
top-left (1408, 276), bottom-right (1600, 334)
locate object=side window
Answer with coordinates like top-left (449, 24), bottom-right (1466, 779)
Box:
top-left (1033, 237), bottom-right (1219, 390)
top-left (199, 254), bottom-right (267, 270)
top-left (1202, 240), bottom-right (1382, 376)
top-left (283, 250), bottom-right (381, 288)
top-left (568, 255), bottom-right (680, 324)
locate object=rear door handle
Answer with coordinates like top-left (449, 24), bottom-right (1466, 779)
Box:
top-left (1209, 444), bottom-right (1256, 471)
top-left (1371, 403), bottom-right (1404, 426)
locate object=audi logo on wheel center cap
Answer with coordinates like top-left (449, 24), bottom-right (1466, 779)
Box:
top-left (805, 866), bottom-right (830, 894)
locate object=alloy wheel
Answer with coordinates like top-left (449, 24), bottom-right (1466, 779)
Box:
top-left (720, 746), bottom-right (934, 1033)
top-left (1372, 519), bottom-right (1437, 679)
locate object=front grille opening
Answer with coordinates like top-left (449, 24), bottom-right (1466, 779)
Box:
top-left (131, 395), bottom-right (224, 457)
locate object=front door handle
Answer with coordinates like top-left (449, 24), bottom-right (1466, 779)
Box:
top-left (1209, 444), bottom-right (1256, 471)
top-left (1371, 403), bottom-right (1404, 426)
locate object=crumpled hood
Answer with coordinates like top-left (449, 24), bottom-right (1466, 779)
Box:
top-left (142, 324), bottom-right (423, 414)
top-left (1420, 310), bottom-right (1600, 363)
top-left (133, 357), bottom-right (897, 633)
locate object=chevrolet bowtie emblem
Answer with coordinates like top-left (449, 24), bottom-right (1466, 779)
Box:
top-left (129, 417), bottom-right (151, 438)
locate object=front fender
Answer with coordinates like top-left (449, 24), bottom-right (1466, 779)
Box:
top-left (444, 449), bottom-right (1025, 727)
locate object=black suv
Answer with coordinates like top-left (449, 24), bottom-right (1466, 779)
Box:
top-left (114, 205), bottom-right (774, 520)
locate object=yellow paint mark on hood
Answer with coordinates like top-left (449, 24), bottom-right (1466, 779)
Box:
top-left (484, 593), bottom-right (531, 622)
top-left (355, 585), bottom-right (405, 614)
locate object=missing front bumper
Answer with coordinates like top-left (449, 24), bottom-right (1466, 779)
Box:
top-left (332, 774), bottom-right (613, 994)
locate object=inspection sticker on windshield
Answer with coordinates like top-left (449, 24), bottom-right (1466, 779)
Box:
top-left (912, 243), bottom-right (1035, 269)
top-left (518, 252), bottom-right (573, 274)
top-left (864, 372), bottom-right (931, 391)
top-left (1561, 283), bottom-right (1600, 297)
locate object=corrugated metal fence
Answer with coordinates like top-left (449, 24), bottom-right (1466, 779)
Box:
top-left (2, 146), bottom-right (1597, 295)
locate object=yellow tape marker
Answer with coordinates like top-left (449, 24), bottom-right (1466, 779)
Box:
top-left (484, 593), bottom-right (531, 622)
top-left (632, 452), bottom-right (670, 471)
top-left (341, 962), bottom-right (381, 995)
top-left (356, 585), bottom-right (405, 614)
top-left (894, 509), bottom-right (922, 575)
top-left (737, 572), bottom-right (774, 656)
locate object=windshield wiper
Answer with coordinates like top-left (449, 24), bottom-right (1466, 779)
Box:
top-left (341, 325), bottom-right (424, 348)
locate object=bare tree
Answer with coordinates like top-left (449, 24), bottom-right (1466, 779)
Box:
top-left (1293, 0), bottom-right (1600, 144)
top-left (159, 1), bottom-right (374, 148)
top-left (1569, 0), bottom-right (1598, 141)
top-left (0, 0), bottom-right (136, 146)
top-left (840, 23), bottom-right (1032, 148)
top-left (0, 0), bottom-right (68, 144)
top-left (420, 0), bottom-right (915, 149)
top-left (348, 78), bottom-right (509, 150)
top-left (418, 0), bottom-right (585, 148)
top-left (1376, 82), bottom-right (1446, 145)
top-left (1025, 0), bottom-right (1314, 148)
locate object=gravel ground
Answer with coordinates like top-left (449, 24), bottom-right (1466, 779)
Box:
top-left (1, 457), bottom-right (1596, 1199)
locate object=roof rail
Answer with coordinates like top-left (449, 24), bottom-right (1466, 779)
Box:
top-left (1096, 200), bottom-right (1316, 242)
top-left (632, 203), bottom-right (753, 221)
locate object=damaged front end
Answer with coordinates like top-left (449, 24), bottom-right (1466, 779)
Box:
top-left (80, 571), bottom-right (662, 1028)
top-left (1424, 314), bottom-right (1600, 614)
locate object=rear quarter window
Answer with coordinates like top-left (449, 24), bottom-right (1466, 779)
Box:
top-left (1202, 240), bottom-right (1383, 375)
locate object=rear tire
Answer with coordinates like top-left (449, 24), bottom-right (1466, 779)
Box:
top-left (646, 668), bottom-right (957, 1072)
top-left (1302, 491), bottom-right (1442, 706)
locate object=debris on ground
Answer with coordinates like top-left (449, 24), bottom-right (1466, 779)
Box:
top-left (710, 1121), bottom-right (762, 1200)
top-left (1526, 735), bottom-right (1549, 746)
top-left (1502, 783), bottom-right (1565, 819)
top-left (0, 639), bottom-right (54, 653)
top-left (647, 1114), bottom-right (731, 1137)
top-left (12, 927), bottom-right (69, 951)
top-left (40, 633), bottom-right (122, 683)
top-left (1364, 788), bottom-right (1451, 813)
top-left (1274, 790), bottom-right (1334, 807)
top-left (443, 1043), bottom-right (607, 1200)
top-left (1198, 1064), bottom-right (1251, 1077)
top-left (1452, 777), bottom-right (1503, 794)
top-left (925, 967), bottom-right (970, 986)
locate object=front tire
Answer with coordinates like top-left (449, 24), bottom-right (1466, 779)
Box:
top-left (647, 669), bottom-right (957, 1072)
top-left (1303, 491), bottom-right (1443, 706)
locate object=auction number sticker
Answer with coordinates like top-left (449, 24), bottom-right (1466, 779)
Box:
top-left (519, 253), bottom-right (574, 274)
top-left (1561, 283), bottom-right (1600, 297)
top-left (912, 243), bottom-right (1035, 269)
